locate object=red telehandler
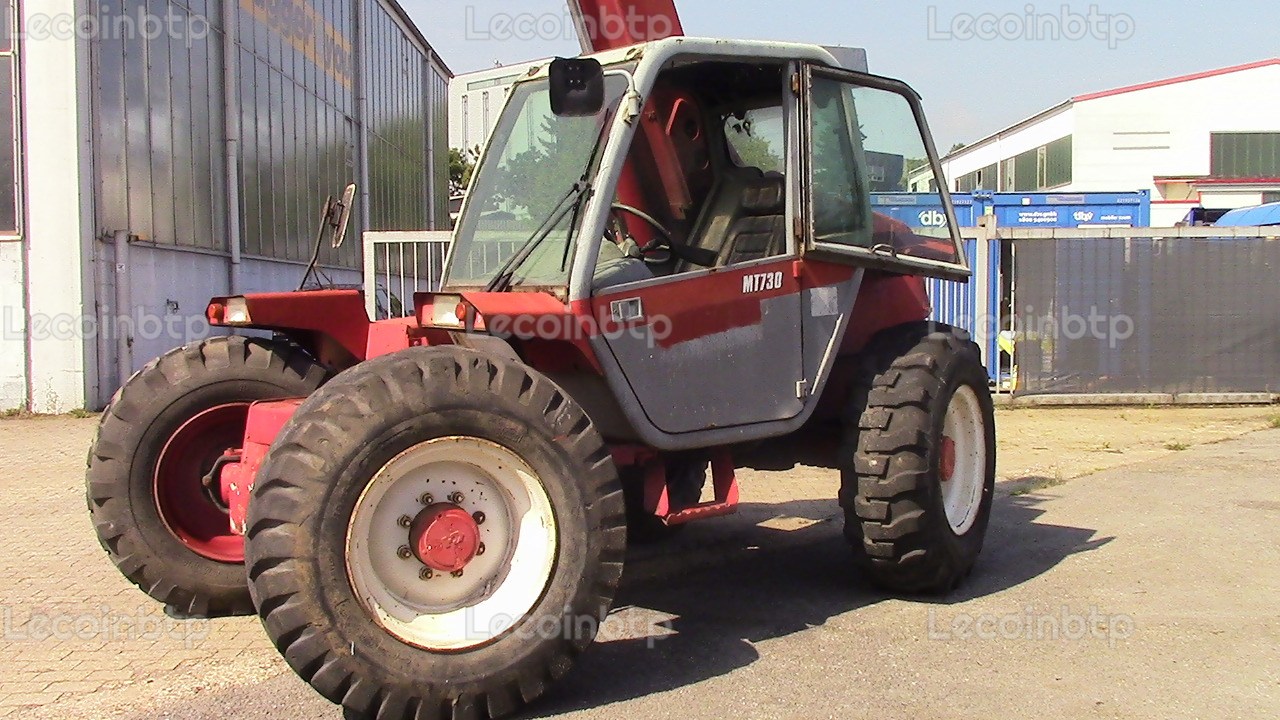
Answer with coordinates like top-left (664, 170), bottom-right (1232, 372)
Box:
top-left (86, 2), bottom-right (996, 717)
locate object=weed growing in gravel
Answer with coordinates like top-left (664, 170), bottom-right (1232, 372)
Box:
top-left (1009, 472), bottom-right (1067, 497)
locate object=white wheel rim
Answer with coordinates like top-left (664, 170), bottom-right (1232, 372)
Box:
top-left (940, 385), bottom-right (986, 535)
top-left (345, 437), bottom-right (558, 651)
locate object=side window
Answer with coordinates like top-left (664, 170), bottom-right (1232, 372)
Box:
top-left (807, 71), bottom-right (964, 270)
top-left (810, 80), bottom-right (870, 245)
top-left (725, 106), bottom-right (785, 175)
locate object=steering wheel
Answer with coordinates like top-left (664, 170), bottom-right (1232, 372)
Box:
top-left (611, 203), bottom-right (677, 264)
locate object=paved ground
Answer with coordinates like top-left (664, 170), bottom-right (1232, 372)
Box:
top-left (1, 407), bottom-right (1278, 719)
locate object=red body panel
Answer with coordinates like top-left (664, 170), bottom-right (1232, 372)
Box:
top-left (208, 290), bottom-right (413, 366)
top-left (221, 398), bottom-right (304, 536)
top-left (568, 0), bottom-right (683, 51)
top-left (842, 273), bottom-right (931, 355)
top-left (592, 258), bottom-right (801, 349)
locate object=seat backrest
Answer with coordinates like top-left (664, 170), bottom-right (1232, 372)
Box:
top-left (720, 175), bottom-right (787, 266)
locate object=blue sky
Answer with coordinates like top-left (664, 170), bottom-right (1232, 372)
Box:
top-left (401, 0), bottom-right (1276, 149)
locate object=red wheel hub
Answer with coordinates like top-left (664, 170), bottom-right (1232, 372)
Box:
top-left (153, 403), bottom-right (250, 563)
top-left (940, 436), bottom-right (957, 482)
top-left (409, 504), bottom-right (481, 573)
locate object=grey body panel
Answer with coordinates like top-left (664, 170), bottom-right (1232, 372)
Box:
top-left (822, 46), bottom-right (870, 73)
top-left (584, 269), bottom-right (865, 452)
top-left (801, 283), bottom-right (853, 387)
top-left (600, 281), bottom-right (805, 435)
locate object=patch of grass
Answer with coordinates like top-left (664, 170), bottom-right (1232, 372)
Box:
top-left (1008, 473), bottom-right (1067, 497)
top-left (1268, 415), bottom-right (1280, 429)
top-left (1164, 442), bottom-right (1190, 452)
top-left (67, 408), bottom-right (97, 419)
top-left (1, 407), bottom-right (28, 419)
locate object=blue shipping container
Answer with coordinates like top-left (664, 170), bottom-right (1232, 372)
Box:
top-left (870, 190), bottom-right (1151, 229)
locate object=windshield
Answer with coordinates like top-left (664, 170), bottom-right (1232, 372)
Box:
top-left (445, 73), bottom-right (631, 289)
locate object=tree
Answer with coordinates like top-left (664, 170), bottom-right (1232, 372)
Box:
top-left (948, 142), bottom-right (968, 154)
top-left (448, 147), bottom-right (479, 195)
top-left (726, 118), bottom-right (783, 173)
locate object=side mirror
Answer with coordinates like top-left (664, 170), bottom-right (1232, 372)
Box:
top-left (332, 183), bottom-right (357, 249)
top-left (549, 57), bottom-right (605, 117)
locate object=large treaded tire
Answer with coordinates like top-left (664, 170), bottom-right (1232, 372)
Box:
top-left (839, 323), bottom-right (996, 594)
top-left (86, 336), bottom-right (329, 617)
top-left (244, 346), bottom-right (627, 720)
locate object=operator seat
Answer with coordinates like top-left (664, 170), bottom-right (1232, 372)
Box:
top-left (720, 174), bottom-right (787, 265)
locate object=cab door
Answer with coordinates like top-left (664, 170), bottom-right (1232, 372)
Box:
top-left (591, 258), bottom-right (805, 436)
top-left (800, 65), bottom-right (971, 281)
top-left (590, 70), bottom-right (806, 436)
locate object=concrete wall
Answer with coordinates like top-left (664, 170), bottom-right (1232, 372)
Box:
top-left (21, 0), bottom-right (96, 413)
top-left (0, 242), bottom-right (24, 410)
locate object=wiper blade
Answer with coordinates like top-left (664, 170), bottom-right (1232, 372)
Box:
top-left (485, 182), bottom-right (592, 293)
top-left (485, 120), bottom-right (612, 294)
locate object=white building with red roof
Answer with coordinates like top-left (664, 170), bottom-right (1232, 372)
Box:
top-left (937, 58), bottom-right (1280, 226)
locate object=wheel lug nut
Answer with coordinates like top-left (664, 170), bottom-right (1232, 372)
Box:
top-left (451, 569), bottom-right (465, 578)
top-left (476, 542), bottom-right (486, 556)
top-left (472, 511), bottom-right (486, 525)
top-left (398, 515), bottom-right (412, 528)
top-left (419, 493), bottom-right (434, 505)
top-left (419, 568), bottom-right (433, 581)
top-left (397, 545), bottom-right (412, 560)
top-left (449, 492), bottom-right (464, 504)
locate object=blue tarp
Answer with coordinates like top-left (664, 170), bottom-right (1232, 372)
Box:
top-left (1214, 202), bottom-right (1280, 227)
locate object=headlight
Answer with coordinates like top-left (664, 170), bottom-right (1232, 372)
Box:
top-left (224, 297), bottom-right (252, 325)
top-left (427, 294), bottom-right (466, 328)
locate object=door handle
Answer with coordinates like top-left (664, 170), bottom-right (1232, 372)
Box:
top-left (610, 298), bottom-right (644, 322)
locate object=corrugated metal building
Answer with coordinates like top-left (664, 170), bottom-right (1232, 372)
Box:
top-left (3, 0), bottom-right (451, 412)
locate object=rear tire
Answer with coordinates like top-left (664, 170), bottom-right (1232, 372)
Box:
top-left (839, 323), bottom-right (996, 594)
top-left (86, 336), bottom-right (328, 617)
top-left (245, 346), bottom-right (626, 720)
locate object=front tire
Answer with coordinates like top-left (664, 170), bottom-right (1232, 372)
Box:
top-left (839, 323), bottom-right (996, 594)
top-left (245, 346), bottom-right (626, 720)
top-left (86, 336), bottom-right (329, 617)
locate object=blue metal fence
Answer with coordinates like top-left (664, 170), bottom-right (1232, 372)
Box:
top-left (924, 235), bottom-right (1003, 384)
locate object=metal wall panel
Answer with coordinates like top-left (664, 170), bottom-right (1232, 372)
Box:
top-left (235, 0), bottom-right (362, 268)
top-left (362, 0), bottom-right (429, 233)
top-left (87, 0), bottom-right (452, 404)
top-left (92, 0), bottom-right (447, 270)
top-left (925, 236), bottom-right (1002, 381)
top-left (93, 0), bottom-right (227, 251)
top-left (1014, 236), bottom-right (1280, 395)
